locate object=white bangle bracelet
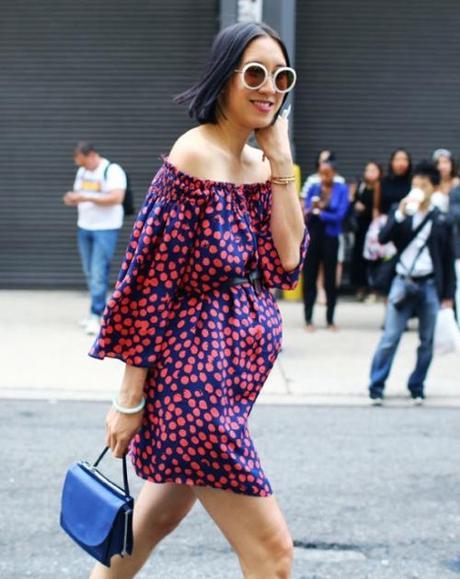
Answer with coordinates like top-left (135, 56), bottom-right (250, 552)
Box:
top-left (112, 394), bottom-right (146, 414)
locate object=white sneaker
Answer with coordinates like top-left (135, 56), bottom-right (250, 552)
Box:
top-left (78, 315), bottom-right (91, 328)
top-left (85, 314), bottom-right (101, 335)
top-left (369, 396), bottom-right (384, 406)
top-left (411, 396), bottom-right (424, 407)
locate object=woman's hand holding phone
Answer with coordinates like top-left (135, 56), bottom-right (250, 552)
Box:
top-left (254, 105), bottom-right (292, 167)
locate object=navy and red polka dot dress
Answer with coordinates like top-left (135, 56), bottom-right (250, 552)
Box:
top-left (89, 157), bottom-right (310, 497)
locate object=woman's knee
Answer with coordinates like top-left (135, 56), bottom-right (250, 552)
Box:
top-left (243, 528), bottom-right (294, 578)
top-left (134, 483), bottom-right (196, 541)
top-left (265, 529), bottom-right (294, 571)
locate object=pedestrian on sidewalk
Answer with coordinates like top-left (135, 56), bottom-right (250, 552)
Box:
top-left (63, 142), bottom-right (127, 335)
top-left (301, 150), bottom-right (345, 306)
top-left (302, 159), bottom-right (349, 331)
top-left (349, 161), bottom-right (382, 302)
top-left (87, 21), bottom-right (309, 578)
top-left (368, 161), bottom-right (456, 406)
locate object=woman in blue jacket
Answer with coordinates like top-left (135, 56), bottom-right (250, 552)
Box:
top-left (302, 160), bottom-right (349, 330)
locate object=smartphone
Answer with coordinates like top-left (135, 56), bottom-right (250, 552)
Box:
top-left (270, 103), bottom-right (291, 126)
top-left (281, 104), bottom-right (292, 119)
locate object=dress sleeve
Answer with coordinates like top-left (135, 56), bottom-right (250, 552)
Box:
top-left (256, 185), bottom-right (310, 290)
top-left (88, 165), bottom-right (204, 367)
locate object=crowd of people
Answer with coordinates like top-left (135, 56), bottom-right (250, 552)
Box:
top-left (300, 147), bottom-right (460, 330)
top-left (300, 148), bottom-right (459, 404)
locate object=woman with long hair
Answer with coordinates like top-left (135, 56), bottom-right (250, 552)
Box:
top-left (88, 22), bottom-right (309, 579)
top-left (379, 148), bottom-right (412, 215)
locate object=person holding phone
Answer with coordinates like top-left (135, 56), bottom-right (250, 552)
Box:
top-left (88, 22), bottom-right (309, 578)
top-left (63, 142), bottom-right (127, 335)
top-left (302, 160), bottom-right (349, 331)
top-left (368, 161), bottom-right (456, 405)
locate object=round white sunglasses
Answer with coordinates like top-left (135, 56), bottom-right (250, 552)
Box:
top-left (234, 62), bottom-right (297, 94)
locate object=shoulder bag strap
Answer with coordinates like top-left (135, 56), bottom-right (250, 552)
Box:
top-left (394, 209), bottom-right (435, 263)
top-left (103, 162), bottom-right (112, 181)
top-left (399, 211), bottom-right (435, 276)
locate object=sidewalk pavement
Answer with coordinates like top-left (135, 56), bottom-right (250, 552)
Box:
top-left (1, 290), bottom-right (458, 406)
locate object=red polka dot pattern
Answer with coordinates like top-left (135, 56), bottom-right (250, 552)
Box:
top-left (89, 157), bottom-right (310, 496)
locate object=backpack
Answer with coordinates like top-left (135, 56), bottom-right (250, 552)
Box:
top-left (103, 162), bottom-right (135, 216)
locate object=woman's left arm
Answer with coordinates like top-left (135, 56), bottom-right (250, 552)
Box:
top-left (269, 157), bottom-right (307, 271)
top-left (255, 116), bottom-right (306, 272)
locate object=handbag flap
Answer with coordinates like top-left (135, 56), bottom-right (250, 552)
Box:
top-left (60, 462), bottom-right (131, 547)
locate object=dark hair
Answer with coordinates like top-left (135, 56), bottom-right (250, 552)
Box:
top-left (413, 160), bottom-right (441, 187)
top-left (388, 148), bottom-right (412, 177)
top-left (74, 141), bottom-right (97, 156)
top-left (174, 22), bottom-right (291, 124)
top-left (314, 150), bottom-right (337, 170)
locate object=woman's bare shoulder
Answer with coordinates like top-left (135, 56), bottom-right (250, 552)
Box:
top-left (167, 128), bottom-right (211, 178)
top-left (167, 131), bottom-right (271, 184)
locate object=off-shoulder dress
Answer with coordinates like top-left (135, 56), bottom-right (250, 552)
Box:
top-left (89, 158), bottom-right (309, 497)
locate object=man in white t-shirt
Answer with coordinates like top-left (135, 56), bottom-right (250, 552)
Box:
top-left (63, 142), bottom-right (127, 335)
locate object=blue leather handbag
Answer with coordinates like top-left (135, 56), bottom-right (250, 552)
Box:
top-left (60, 446), bottom-right (134, 567)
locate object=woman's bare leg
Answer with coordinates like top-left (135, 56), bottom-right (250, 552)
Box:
top-left (192, 486), bottom-right (294, 579)
top-left (89, 481), bottom-right (197, 579)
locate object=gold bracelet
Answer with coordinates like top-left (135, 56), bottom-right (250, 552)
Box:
top-left (271, 175), bottom-right (296, 185)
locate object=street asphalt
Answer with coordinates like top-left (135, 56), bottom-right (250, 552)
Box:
top-left (1, 399), bottom-right (459, 579)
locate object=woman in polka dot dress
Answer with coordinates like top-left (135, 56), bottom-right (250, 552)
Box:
top-left (89, 21), bottom-right (309, 579)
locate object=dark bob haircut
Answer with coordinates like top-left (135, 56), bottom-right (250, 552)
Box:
top-left (413, 160), bottom-right (441, 187)
top-left (174, 22), bottom-right (291, 125)
top-left (388, 148), bottom-right (413, 177)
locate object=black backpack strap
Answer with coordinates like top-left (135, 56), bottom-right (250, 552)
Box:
top-left (103, 162), bottom-right (112, 180)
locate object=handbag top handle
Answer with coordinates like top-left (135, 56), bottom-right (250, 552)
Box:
top-left (93, 446), bottom-right (130, 497)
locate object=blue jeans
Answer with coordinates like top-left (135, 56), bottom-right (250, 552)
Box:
top-left (369, 275), bottom-right (440, 398)
top-left (77, 227), bottom-right (119, 316)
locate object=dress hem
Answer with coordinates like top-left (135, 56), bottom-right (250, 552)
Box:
top-left (129, 453), bottom-right (274, 498)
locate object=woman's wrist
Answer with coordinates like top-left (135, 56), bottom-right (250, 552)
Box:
top-left (117, 390), bottom-right (144, 407)
top-left (118, 364), bottom-right (148, 407)
top-left (269, 156), bottom-right (294, 177)
top-left (112, 393), bottom-right (145, 414)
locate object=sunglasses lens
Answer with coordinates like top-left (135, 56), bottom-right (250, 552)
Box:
top-left (275, 69), bottom-right (296, 92)
top-left (243, 65), bottom-right (266, 88)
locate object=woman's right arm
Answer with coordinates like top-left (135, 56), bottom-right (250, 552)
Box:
top-left (106, 364), bottom-right (148, 458)
top-left (117, 364), bottom-right (148, 407)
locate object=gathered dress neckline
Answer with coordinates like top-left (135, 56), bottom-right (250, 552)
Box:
top-left (161, 155), bottom-right (272, 191)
